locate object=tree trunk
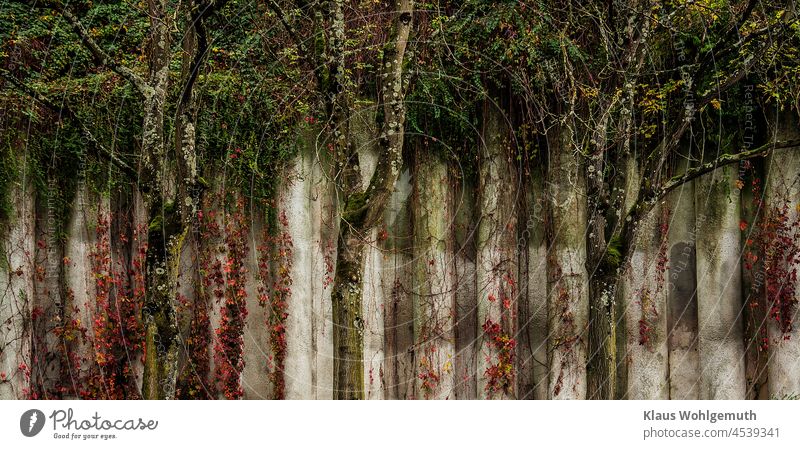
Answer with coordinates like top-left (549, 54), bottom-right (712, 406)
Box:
top-left (332, 227), bottom-right (366, 399)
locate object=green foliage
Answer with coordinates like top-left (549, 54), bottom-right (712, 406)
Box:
top-left (0, 133), bottom-right (18, 223)
top-left (604, 234), bottom-right (623, 270)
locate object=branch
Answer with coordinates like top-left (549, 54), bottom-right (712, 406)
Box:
top-left (264, 0), bottom-right (309, 57)
top-left (359, 0), bottom-right (414, 230)
top-left (691, 0), bottom-right (759, 83)
top-left (645, 29), bottom-right (773, 183)
top-left (180, 0), bottom-right (229, 108)
top-left (1, 69), bottom-right (141, 182)
top-left (615, 139), bottom-right (800, 267)
top-left (57, 5), bottom-right (150, 95)
top-left (659, 139), bottom-right (800, 199)
top-left (647, 9), bottom-right (798, 183)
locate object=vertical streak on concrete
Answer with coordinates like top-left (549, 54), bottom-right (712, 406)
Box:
top-left (622, 208), bottom-right (669, 398)
top-left (311, 133), bottom-right (337, 400)
top-left (695, 165), bottom-right (746, 399)
top-left (665, 156), bottom-right (700, 399)
top-left (546, 121), bottom-right (588, 400)
top-left (476, 104), bottom-right (519, 399)
top-left (383, 168), bottom-right (414, 399)
top-left (621, 159), bottom-right (669, 399)
top-left (412, 148), bottom-right (455, 399)
top-left (282, 152), bottom-right (314, 399)
top-left (740, 156), bottom-right (769, 400)
top-left (242, 207), bottom-right (273, 399)
top-left (453, 174), bottom-right (478, 400)
top-left (204, 184), bottom-right (224, 399)
top-left (765, 112), bottom-right (800, 398)
top-left (0, 176), bottom-right (35, 399)
top-left (62, 183), bottom-right (99, 394)
top-left (519, 167), bottom-right (548, 399)
top-left (32, 179), bottom-right (64, 397)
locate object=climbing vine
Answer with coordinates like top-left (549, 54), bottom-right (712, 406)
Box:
top-left (637, 209), bottom-right (670, 349)
top-left (742, 162), bottom-right (800, 350)
top-left (213, 194), bottom-right (250, 400)
top-left (261, 209), bottom-right (293, 400)
top-left (482, 273), bottom-right (517, 398)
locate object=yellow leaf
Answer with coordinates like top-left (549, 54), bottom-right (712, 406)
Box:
top-left (710, 99), bottom-right (722, 110)
top-left (443, 361), bottom-right (452, 373)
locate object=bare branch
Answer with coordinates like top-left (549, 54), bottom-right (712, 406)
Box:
top-left (616, 139), bottom-right (800, 267)
top-left (57, 5), bottom-right (150, 95)
top-left (264, 0), bottom-right (309, 57)
top-left (659, 139), bottom-right (800, 199)
top-left (1, 69), bottom-right (141, 182)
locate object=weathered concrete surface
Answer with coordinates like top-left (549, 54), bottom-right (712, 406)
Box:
top-left (241, 208), bottom-right (272, 400)
top-left (765, 112), bottom-right (800, 398)
top-left (739, 157), bottom-right (769, 400)
top-left (0, 176), bottom-right (35, 399)
top-left (383, 167), bottom-right (414, 399)
top-left (453, 175), bottom-right (478, 400)
top-left (310, 135), bottom-right (338, 400)
top-left (546, 122), bottom-right (588, 400)
top-left (476, 105), bottom-right (520, 399)
top-left (622, 205), bottom-right (669, 399)
top-left (62, 183), bottom-right (103, 395)
top-left (695, 165), bottom-right (746, 399)
top-left (621, 160), bottom-right (669, 399)
top-left (519, 168), bottom-right (548, 399)
top-left (278, 127), bottom-right (338, 399)
top-left (31, 178), bottom-right (65, 398)
top-left (280, 141), bottom-right (318, 399)
top-left (665, 157), bottom-right (700, 400)
top-left (412, 148), bottom-right (455, 399)
top-left (202, 186), bottom-right (227, 399)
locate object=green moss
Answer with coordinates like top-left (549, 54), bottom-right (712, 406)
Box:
top-left (342, 191), bottom-right (368, 226)
top-left (148, 200), bottom-right (177, 233)
top-left (0, 139), bottom-right (18, 223)
top-left (142, 322), bottom-right (159, 399)
top-left (604, 234), bottom-right (623, 270)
